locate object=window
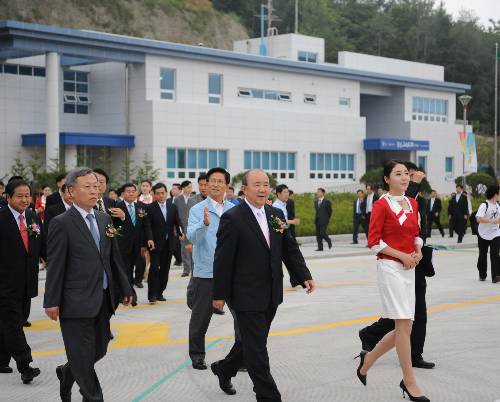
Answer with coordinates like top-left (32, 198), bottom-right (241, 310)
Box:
top-left (237, 88), bottom-right (292, 103)
top-left (63, 70), bottom-right (89, 115)
top-left (166, 148), bottom-right (227, 179)
top-left (417, 156), bottom-right (427, 171)
top-left (304, 94), bottom-right (317, 104)
top-left (160, 68), bottom-right (176, 100)
top-left (445, 157), bottom-right (453, 179)
top-left (339, 97), bottom-right (351, 107)
top-left (310, 152), bottom-right (355, 180)
top-left (412, 96), bottom-right (448, 122)
top-left (298, 51), bottom-right (318, 63)
top-left (3, 64), bottom-right (18, 74)
top-left (208, 73), bottom-right (222, 104)
top-left (244, 150), bottom-right (296, 179)
top-left (19, 66), bottom-right (33, 76)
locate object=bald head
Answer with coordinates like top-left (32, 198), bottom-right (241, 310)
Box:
top-left (242, 169), bottom-right (270, 208)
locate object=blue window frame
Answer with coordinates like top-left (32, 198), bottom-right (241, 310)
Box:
top-left (160, 68), bottom-right (176, 100)
top-left (245, 150), bottom-right (296, 178)
top-left (244, 151), bottom-right (252, 170)
top-left (64, 69), bottom-right (89, 114)
top-left (198, 150), bottom-right (207, 169)
top-left (310, 152), bottom-right (355, 179)
top-left (167, 148), bottom-right (228, 178)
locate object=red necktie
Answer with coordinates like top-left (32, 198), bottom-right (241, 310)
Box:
top-left (19, 215), bottom-right (29, 252)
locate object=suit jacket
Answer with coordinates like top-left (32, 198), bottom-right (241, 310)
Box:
top-left (0, 196), bottom-right (7, 209)
top-left (426, 197), bottom-right (442, 217)
top-left (115, 200), bottom-right (150, 254)
top-left (44, 202), bottom-right (69, 237)
top-left (173, 195), bottom-right (194, 231)
top-left (353, 198), bottom-right (366, 219)
top-left (448, 193), bottom-right (469, 218)
top-left (314, 198), bottom-right (332, 225)
top-left (213, 202), bottom-right (312, 311)
top-left (286, 199), bottom-right (295, 220)
top-left (0, 208), bottom-right (44, 303)
top-left (45, 190), bottom-right (63, 209)
top-left (145, 201), bottom-right (182, 253)
top-left (43, 206), bottom-right (132, 319)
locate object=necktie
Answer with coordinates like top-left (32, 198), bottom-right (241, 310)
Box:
top-left (128, 204), bottom-right (136, 226)
top-left (98, 199), bottom-right (105, 213)
top-left (256, 210), bottom-right (270, 247)
top-left (86, 214), bottom-right (108, 289)
top-left (18, 215), bottom-right (29, 252)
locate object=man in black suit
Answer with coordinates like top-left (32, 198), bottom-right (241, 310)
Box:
top-left (0, 180), bottom-right (6, 209)
top-left (364, 184), bottom-right (379, 234)
top-left (426, 190), bottom-right (445, 238)
top-left (44, 168), bottom-right (133, 402)
top-left (286, 189), bottom-right (296, 239)
top-left (116, 183), bottom-right (149, 293)
top-left (45, 173), bottom-right (66, 209)
top-left (44, 184), bottom-right (73, 237)
top-left (211, 169), bottom-right (315, 401)
top-left (92, 169), bottom-right (125, 221)
top-left (167, 183), bottom-right (183, 266)
top-left (448, 184), bottom-right (469, 243)
top-left (0, 180), bottom-right (44, 383)
top-left (145, 183), bottom-right (183, 304)
top-left (352, 189), bottom-right (367, 244)
top-left (314, 188), bottom-right (332, 251)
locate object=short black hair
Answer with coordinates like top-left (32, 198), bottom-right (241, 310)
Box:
top-left (238, 190), bottom-right (244, 196)
top-left (197, 173), bottom-right (207, 183)
top-left (383, 160), bottom-right (407, 190)
top-left (6, 179), bottom-right (31, 197)
top-left (289, 190), bottom-right (294, 195)
top-left (122, 182), bottom-right (136, 192)
top-left (357, 189), bottom-right (364, 194)
top-left (153, 183), bottom-right (167, 193)
top-left (180, 180), bottom-right (192, 189)
top-left (172, 183), bottom-right (181, 189)
top-left (456, 184), bottom-right (463, 190)
top-left (486, 185), bottom-right (500, 199)
top-left (431, 189), bottom-right (437, 193)
top-left (61, 184), bottom-right (67, 192)
top-left (141, 179), bottom-right (152, 186)
top-left (41, 184), bottom-right (50, 190)
top-left (317, 188), bottom-right (326, 194)
top-left (404, 161), bottom-right (419, 171)
top-left (93, 168), bottom-right (109, 183)
top-left (206, 167), bottom-right (230, 184)
top-left (228, 186), bottom-right (235, 191)
top-left (55, 173), bottom-right (67, 183)
top-left (8, 175), bottom-right (24, 183)
top-left (276, 184), bottom-right (289, 194)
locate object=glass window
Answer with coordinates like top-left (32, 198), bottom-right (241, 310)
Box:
top-left (209, 96), bottom-right (220, 104)
top-left (244, 151), bottom-right (251, 170)
top-left (160, 68), bottom-right (175, 90)
top-left (64, 82), bottom-right (75, 92)
top-left (76, 72), bottom-right (88, 82)
top-left (19, 66), bottom-right (32, 76)
top-left (208, 73), bottom-right (221, 95)
top-left (177, 149), bottom-right (186, 169)
top-left (423, 98), bottom-right (430, 113)
top-left (77, 83), bottom-right (88, 93)
top-left (33, 67), bottom-right (45, 77)
top-left (271, 152), bottom-right (278, 170)
top-left (209, 150), bottom-right (217, 168)
top-left (188, 149), bottom-right (197, 169)
top-left (308, 53), bottom-right (317, 63)
top-left (443, 100), bottom-right (448, 117)
top-left (64, 70), bottom-right (75, 81)
top-left (418, 156), bottom-right (427, 171)
top-left (262, 152), bottom-right (270, 170)
top-left (252, 89), bottom-right (264, 98)
top-left (264, 91), bottom-right (278, 100)
top-left (288, 153), bottom-right (295, 170)
top-left (218, 150), bottom-right (227, 168)
top-left (317, 153), bottom-right (324, 170)
top-left (161, 92), bottom-right (174, 100)
top-left (325, 154), bottom-right (332, 171)
top-left (4, 64), bottom-right (18, 74)
top-left (412, 97), bottom-right (418, 113)
top-left (340, 154), bottom-right (347, 171)
top-left (199, 149), bottom-right (208, 169)
top-left (339, 97), bottom-right (351, 107)
top-left (64, 103), bottom-right (75, 113)
top-left (332, 154), bottom-right (339, 170)
top-left (310, 153), bottom-right (317, 171)
top-left (347, 155), bottom-right (354, 171)
top-left (252, 152), bottom-right (261, 168)
top-left (167, 148), bottom-right (176, 169)
top-left (279, 152), bottom-right (287, 170)
top-left (298, 51), bottom-right (307, 62)
top-left (417, 97), bottom-right (423, 113)
top-left (76, 105), bottom-right (88, 114)
top-left (445, 157), bottom-right (453, 173)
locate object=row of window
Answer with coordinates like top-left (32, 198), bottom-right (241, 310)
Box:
top-left (412, 96), bottom-right (448, 122)
top-left (298, 51), bottom-right (318, 63)
top-left (244, 151), bottom-right (296, 179)
top-left (0, 63), bottom-right (46, 77)
top-left (166, 148), bottom-right (228, 179)
top-left (310, 152), bottom-right (355, 179)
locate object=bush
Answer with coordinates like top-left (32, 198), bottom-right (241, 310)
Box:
top-left (360, 167), bottom-right (383, 188)
top-left (455, 173), bottom-right (497, 196)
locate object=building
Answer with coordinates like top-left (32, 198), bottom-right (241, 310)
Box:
top-left (0, 20), bottom-right (470, 192)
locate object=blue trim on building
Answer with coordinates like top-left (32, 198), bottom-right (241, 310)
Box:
top-left (22, 132), bottom-right (135, 148)
top-left (364, 138), bottom-right (430, 151)
top-left (0, 19), bottom-right (470, 93)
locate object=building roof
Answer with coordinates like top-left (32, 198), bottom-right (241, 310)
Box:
top-left (0, 20), bottom-right (470, 93)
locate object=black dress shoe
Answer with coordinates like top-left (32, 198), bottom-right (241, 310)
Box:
top-left (174, 261), bottom-right (183, 266)
top-left (56, 365), bottom-right (72, 402)
top-left (157, 296), bottom-right (167, 302)
top-left (134, 282), bottom-right (144, 288)
top-left (493, 277), bottom-right (499, 283)
top-left (412, 359), bottom-right (435, 369)
top-left (354, 350), bottom-right (368, 386)
top-left (315, 248), bottom-right (323, 252)
top-left (23, 321), bottom-right (31, 327)
top-left (181, 272), bottom-right (189, 277)
top-left (211, 361), bottom-right (236, 395)
top-left (0, 366), bottom-right (13, 373)
top-left (479, 277), bottom-right (486, 282)
top-left (21, 366), bottom-right (40, 384)
top-left (192, 359), bottom-right (207, 370)
top-left (351, 241), bottom-right (358, 244)
top-left (328, 243), bottom-right (332, 249)
top-left (213, 308), bottom-right (225, 315)
top-left (149, 298), bottom-right (157, 304)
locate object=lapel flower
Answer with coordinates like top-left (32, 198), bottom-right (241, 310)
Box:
top-left (137, 208), bottom-right (147, 218)
top-left (269, 215), bottom-right (288, 234)
top-left (26, 222), bottom-right (41, 238)
top-left (105, 223), bottom-right (123, 238)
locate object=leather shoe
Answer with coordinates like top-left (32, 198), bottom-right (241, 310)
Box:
top-left (181, 272), bottom-right (189, 277)
top-left (157, 296), bottom-right (167, 302)
top-left (23, 321), bottom-right (31, 327)
top-left (211, 361), bottom-right (236, 395)
top-left (149, 298), bottom-right (157, 304)
top-left (493, 276), bottom-right (500, 283)
top-left (315, 248), bottom-right (323, 252)
top-left (479, 277), bottom-right (486, 282)
top-left (0, 366), bottom-right (13, 373)
top-left (134, 282), bottom-right (144, 288)
top-left (56, 365), bottom-right (72, 401)
top-left (213, 308), bottom-right (225, 315)
top-left (412, 359), bottom-right (435, 369)
top-left (21, 366), bottom-right (40, 384)
top-left (192, 359), bottom-right (207, 370)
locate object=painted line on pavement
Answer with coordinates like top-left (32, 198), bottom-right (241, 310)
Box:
top-left (131, 338), bottom-right (223, 402)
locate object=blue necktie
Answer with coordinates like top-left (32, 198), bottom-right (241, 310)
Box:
top-left (86, 214), bottom-right (108, 289)
top-left (128, 204), bottom-right (136, 226)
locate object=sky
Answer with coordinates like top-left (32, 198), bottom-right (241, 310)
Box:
top-left (441, 0), bottom-right (500, 28)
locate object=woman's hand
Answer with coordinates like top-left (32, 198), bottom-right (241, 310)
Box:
top-left (411, 251), bottom-right (423, 265)
top-left (400, 253), bottom-right (417, 270)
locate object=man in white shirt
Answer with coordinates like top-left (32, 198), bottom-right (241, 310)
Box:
top-left (364, 184), bottom-right (379, 235)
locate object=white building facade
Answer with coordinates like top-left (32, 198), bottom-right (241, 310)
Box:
top-left (0, 21), bottom-right (470, 193)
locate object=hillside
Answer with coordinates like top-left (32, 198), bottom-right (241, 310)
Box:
top-left (0, 0), bottom-right (249, 49)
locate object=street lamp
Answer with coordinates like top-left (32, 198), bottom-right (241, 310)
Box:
top-left (458, 94), bottom-right (472, 189)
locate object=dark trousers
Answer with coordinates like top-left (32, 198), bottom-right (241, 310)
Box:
top-left (315, 223), bottom-right (331, 250)
top-left (365, 212), bottom-right (372, 235)
top-left (360, 280), bottom-right (427, 361)
top-left (59, 290), bottom-right (112, 402)
top-left (218, 305), bottom-right (281, 402)
top-left (122, 247), bottom-right (142, 286)
top-left (188, 278), bottom-right (214, 361)
top-left (477, 235), bottom-right (500, 281)
top-left (0, 297), bottom-right (32, 371)
top-left (449, 216), bottom-right (454, 237)
top-left (452, 216), bottom-right (466, 241)
top-left (352, 214), bottom-right (367, 243)
top-left (427, 214), bottom-right (445, 237)
top-left (148, 247), bottom-right (173, 300)
top-left (173, 237), bottom-right (182, 263)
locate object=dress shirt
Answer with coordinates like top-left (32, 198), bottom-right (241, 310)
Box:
top-left (7, 204), bottom-right (26, 230)
top-left (245, 199), bottom-right (270, 247)
top-left (158, 201), bottom-right (167, 221)
top-left (456, 193), bottom-right (461, 203)
top-left (62, 200), bottom-right (72, 210)
top-left (366, 193), bottom-right (374, 213)
top-left (356, 199), bottom-right (362, 214)
top-left (430, 197), bottom-right (435, 211)
top-left (317, 197), bottom-right (324, 206)
top-left (74, 203), bottom-right (97, 232)
top-left (183, 194), bottom-right (190, 204)
top-left (209, 197), bottom-right (224, 217)
top-left (272, 199), bottom-right (288, 221)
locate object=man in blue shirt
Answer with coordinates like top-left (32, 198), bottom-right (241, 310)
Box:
top-left (187, 167), bottom-right (234, 370)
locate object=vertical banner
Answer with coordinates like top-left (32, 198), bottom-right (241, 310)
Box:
top-left (464, 128), bottom-right (478, 173)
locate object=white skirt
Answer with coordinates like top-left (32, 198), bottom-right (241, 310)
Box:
top-left (377, 259), bottom-right (415, 320)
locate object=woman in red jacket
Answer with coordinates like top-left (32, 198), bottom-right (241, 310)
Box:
top-left (34, 184), bottom-right (52, 222)
top-left (356, 160), bottom-right (429, 402)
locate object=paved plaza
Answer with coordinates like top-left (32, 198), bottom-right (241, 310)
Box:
top-left (1, 232), bottom-right (499, 402)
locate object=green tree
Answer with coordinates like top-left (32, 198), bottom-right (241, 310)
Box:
top-left (231, 171), bottom-right (278, 189)
top-left (10, 154), bottom-right (30, 181)
top-left (360, 167), bottom-right (384, 188)
top-left (135, 153), bottom-right (161, 183)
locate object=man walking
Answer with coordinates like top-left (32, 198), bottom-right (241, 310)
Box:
top-left (364, 184), bottom-right (379, 234)
top-left (448, 184), bottom-right (469, 243)
top-left (426, 190), bottom-right (445, 238)
top-left (352, 189), bottom-right (367, 244)
top-left (314, 188), bottom-right (332, 251)
top-left (211, 169), bottom-right (315, 401)
top-left (44, 168), bottom-right (133, 402)
top-left (174, 181), bottom-right (194, 277)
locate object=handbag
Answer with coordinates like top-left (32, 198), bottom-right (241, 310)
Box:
top-left (420, 245), bottom-right (435, 277)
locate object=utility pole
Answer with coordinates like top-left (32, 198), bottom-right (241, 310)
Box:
top-left (295, 0), bottom-right (299, 34)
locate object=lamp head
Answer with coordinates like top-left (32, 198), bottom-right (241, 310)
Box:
top-left (458, 94), bottom-right (472, 108)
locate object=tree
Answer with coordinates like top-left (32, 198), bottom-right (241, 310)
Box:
top-left (231, 171), bottom-right (278, 189)
top-left (10, 153), bottom-right (30, 181)
top-left (360, 167), bottom-right (384, 188)
top-left (135, 153), bottom-right (161, 183)
top-left (455, 172), bottom-right (496, 196)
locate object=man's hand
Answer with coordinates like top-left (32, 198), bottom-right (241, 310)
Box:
top-left (185, 244), bottom-right (193, 253)
top-left (464, 215), bottom-right (468, 220)
top-left (45, 306), bottom-right (59, 321)
top-left (147, 240), bottom-right (155, 250)
top-left (203, 207), bottom-right (210, 226)
top-left (304, 280), bottom-right (316, 294)
top-left (411, 171), bottom-right (426, 184)
top-left (178, 234), bottom-right (185, 241)
top-left (122, 295), bottom-right (133, 306)
top-left (109, 207), bottom-right (126, 220)
top-left (435, 212), bottom-right (439, 217)
top-left (213, 300), bottom-right (225, 310)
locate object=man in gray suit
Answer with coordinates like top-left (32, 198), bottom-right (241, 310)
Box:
top-left (174, 180), bottom-right (195, 277)
top-left (44, 168), bottom-right (133, 402)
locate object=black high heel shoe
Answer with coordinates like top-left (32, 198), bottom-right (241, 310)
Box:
top-left (400, 380), bottom-right (430, 401)
top-left (354, 350), bottom-right (367, 386)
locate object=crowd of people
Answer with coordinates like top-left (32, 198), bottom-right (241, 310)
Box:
top-left (0, 160), bottom-right (498, 402)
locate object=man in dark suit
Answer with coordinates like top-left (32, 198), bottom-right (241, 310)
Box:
top-left (314, 188), bottom-right (332, 251)
top-left (145, 183), bottom-right (183, 304)
top-left (0, 180), bottom-right (44, 383)
top-left (44, 168), bottom-right (133, 402)
top-left (426, 190), bottom-right (445, 238)
top-left (0, 180), bottom-right (6, 209)
top-left (92, 169), bottom-right (125, 221)
top-left (364, 184), bottom-right (379, 234)
top-left (286, 189), bottom-right (296, 238)
top-left (44, 184), bottom-right (73, 237)
top-left (45, 173), bottom-right (67, 209)
top-left (116, 183), bottom-right (149, 293)
top-left (352, 189), bottom-right (367, 244)
top-left (167, 183), bottom-right (183, 266)
top-left (448, 184), bottom-right (469, 243)
top-left (211, 169), bottom-right (315, 401)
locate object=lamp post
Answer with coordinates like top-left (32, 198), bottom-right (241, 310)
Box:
top-left (458, 94), bottom-right (472, 190)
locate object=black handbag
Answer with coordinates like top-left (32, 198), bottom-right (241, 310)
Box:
top-left (420, 245), bottom-right (435, 277)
